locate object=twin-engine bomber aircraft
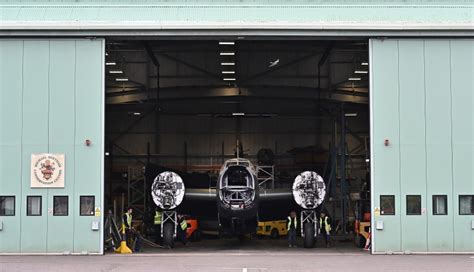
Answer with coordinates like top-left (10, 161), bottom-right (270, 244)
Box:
top-left (148, 157), bottom-right (326, 248)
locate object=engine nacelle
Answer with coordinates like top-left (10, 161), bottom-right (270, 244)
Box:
top-left (151, 171), bottom-right (185, 210)
top-left (292, 171), bottom-right (326, 210)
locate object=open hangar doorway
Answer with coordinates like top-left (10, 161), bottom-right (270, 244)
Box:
top-left (103, 38), bottom-right (370, 251)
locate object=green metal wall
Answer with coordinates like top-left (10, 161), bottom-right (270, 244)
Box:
top-left (0, 39), bottom-right (104, 253)
top-left (371, 39), bottom-right (474, 253)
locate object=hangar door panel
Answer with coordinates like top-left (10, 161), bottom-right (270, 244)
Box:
top-left (0, 39), bottom-right (104, 254)
top-left (371, 39), bottom-right (474, 253)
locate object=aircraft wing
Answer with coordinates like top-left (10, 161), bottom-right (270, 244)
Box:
top-left (185, 188), bottom-right (217, 201)
top-left (259, 188), bottom-right (293, 201)
top-left (185, 188), bottom-right (293, 201)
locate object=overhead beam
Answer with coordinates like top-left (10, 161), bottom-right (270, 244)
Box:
top-left (153, 50), bottom-right (221, 80)
top-left (239, 51), bottom-right (322, 84)
top-left (105, 86), bottom-right (368, 104)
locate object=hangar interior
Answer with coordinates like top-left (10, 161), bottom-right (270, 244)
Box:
top-left (103, 39), bottom-right (370, 244)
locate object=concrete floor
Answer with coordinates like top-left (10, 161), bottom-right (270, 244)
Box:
top-left (1, 239), bottom-right (473, 272)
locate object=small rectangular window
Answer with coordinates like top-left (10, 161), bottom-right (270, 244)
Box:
top-left (27, 196), bottom-right (42, 216)
top-left (53, 196), bottom-right (68, 216)
top-left (0, 196), bottom-right (15, 216)
top-left (406, 195), bottom-right (421, 215)
top-left (432, 195), bottom-right (448, 215)
top-left (80, 196), bottom-right (95, 216)
top-left (380, 195), bottom-right (395, 215)
top-left (459, 195), bottom-right (474, 215)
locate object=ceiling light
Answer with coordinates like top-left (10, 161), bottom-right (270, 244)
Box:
top-left (105, 52), bottom-right (109, 56)
top-left (220, 52), bottom-right (235, 56)
top-left (221, 62), bottom-right (235, 66)
top-left (133, 112), bottom-right (141, 116)
top-left (354, 70), bottom-right (368, 74)
top-left (345, 113), bottom-right (358, 117)
top-left (222, 71), bottom-right (235, 74)
top-left (361, 62), bottom-right (369, 66)
top-left (223, 78), bottom-right (236, 81)
top-left (106, 62), bottom-right (116, 66)
top-left (109, 70), bottom-right (123, 74)
top-left (219, 42), bottom-right (235, 45)
top-left (116, 78), bottom-right (128, 82)
top-left (348, 77), bottom-right (361, 81)
top-left (232, 113), bottom-right (245, 116)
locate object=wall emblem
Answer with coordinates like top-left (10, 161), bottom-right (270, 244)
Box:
top-left (31, 154), bottom-right (65, 188)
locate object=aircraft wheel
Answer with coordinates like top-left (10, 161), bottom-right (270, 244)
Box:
top-left (303, 222), bottom-right (315, 248)
top-left (270, 229), bottom-right (279, 239)
top-left (163, 222), bottom-right (175, 248)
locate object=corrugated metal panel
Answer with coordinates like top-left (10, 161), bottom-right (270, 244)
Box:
top-left (0, 1), bottom-right (473, 3)
top-left (0, 2), bottom-right (472, 28)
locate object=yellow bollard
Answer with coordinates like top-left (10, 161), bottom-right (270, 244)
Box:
top-left (115, 223), bottom-right (133, 254)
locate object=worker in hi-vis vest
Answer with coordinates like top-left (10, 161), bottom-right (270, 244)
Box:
top-left (286, 210), bottom-right (298, 248)
top-left (319, 210), bottom-right (332, 247)
top-left (154, 208), bottom-right (163, 244)
top-left (122, 207), bottom-right (133, 248)
top-left (177, 213), bottom-right (189, 245)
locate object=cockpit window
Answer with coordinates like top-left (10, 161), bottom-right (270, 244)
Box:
top-left (223, 166), bottom-right (251, 187)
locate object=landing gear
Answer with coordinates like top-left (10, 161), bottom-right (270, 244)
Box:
top-left (163, 222), bottom-right (175, 248)
top-left (300, 210), bottom-right (318, 248)
top-left (303, 222), bottom-right (315, 248)
top-left (161, 210), bottom-right (177, 248)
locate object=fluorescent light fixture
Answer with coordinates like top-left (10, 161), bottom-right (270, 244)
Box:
top-left (348, 77), bottom-right (361, 81)
top-left (345, 113), bottom-right (358, 117)
top-left (219, 42), bottom-right (235, 45)
top-left (221, 62), bottom-right (235, 66)
top-left (115, 78), bottom-right (128, 82)
top-left (106, 62), bottom-right (116, 66)
top-left (232, 112), bottom-right (245, 116)
top-left (133, 112), bottom-right (141, 116)
top-left (109, 70), bottom-right (123, 74)
top-left (222, 71), bottom-right (235, 74)
top-left (223, 78), bottom-right (236, 81)
top-left (361, 62), bottom-right (369, 66)
top-left (354, 70), bottom-right (368, 74)
top-left (220, 52), bottom-right (235, 56)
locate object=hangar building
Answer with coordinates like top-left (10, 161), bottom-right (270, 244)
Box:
top-left (0, 0), bottom-right (473, 254)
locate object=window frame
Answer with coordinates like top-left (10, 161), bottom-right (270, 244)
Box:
top-left (79, 195), bottom-right (95, 216)
top-left (459, 195), bottom-right (474, 215)
top-left (432, 195), bottom-right (448, 215)
top-left (26, 195), bottom-right (42, 216)
top-left (406, 195), bottom-right (422, 215)
top-left (0, 196), bottom-right (16, 216)
top-left (53, 195), bottom-right (69, 216)
top-left (380, 195), bottom-right (395, 216)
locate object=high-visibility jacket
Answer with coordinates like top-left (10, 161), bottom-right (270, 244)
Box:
top-left (319, 216), bottom-right (331, 233)
top-left (287, 216), bottom-right (297, 231)
top-left (180, 219), bottom-right (188, 230)
top-left (154, 211), bottom-right (162, 225)
top-left (123, 212), bottom-right (132, 228)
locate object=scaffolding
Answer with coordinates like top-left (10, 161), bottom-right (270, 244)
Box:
top-left (127, 166), bottom-right (147, 219)
top-left (257, 165), bottom-right (275, 189)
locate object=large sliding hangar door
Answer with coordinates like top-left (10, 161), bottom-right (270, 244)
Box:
top-left (370, 39), bottom-right (473, 253)
top-left (0, 39), bottom-right (105, 253)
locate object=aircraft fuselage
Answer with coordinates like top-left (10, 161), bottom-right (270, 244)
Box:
top-left (216, 158), bottom-right (259, 236)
